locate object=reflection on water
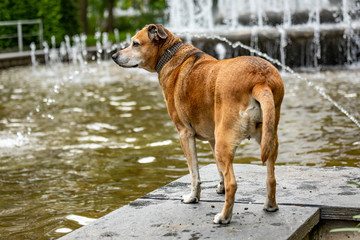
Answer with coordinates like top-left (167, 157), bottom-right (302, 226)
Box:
top-left (0, 62), bottom-right (359, 239)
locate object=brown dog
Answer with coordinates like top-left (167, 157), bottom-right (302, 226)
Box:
top-left (112, 24), bottom-right (284, 224)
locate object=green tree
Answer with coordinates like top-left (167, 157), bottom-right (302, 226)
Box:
top-left (0, 0), bottom-right (39, 50)
top-left (111, 0), bottom-right (166, 33)
top-left (0, 0), bottom-right (80, 51)
top-left (78, 0), bottom-right (89, 34)
top-left (106, 0), bottom-right (117, 32)
top-left (87, 0), bottom-right (166, 33)
top-left (119, 0), bottom-right (166, 11)
top-left (37, 0), bottom-right (80, 45)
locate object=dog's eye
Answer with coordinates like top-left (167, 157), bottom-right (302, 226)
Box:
top-left (132, 41), bottom-right (140, 47)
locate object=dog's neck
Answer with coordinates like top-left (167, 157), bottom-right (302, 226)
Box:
top-left (155, 42), bottom-right (183, 73)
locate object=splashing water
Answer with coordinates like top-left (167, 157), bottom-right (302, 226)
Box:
top-left (167, 0), bottom-right (360, 68)
top-left (42, 41), bottom-right (49, 65)
top-left (167, 0), bottom-right (360, 127)
top-left (278, 28), bottom-right (287, 69)
top-left (176, 32), bottom-right (360, 129)
top-left (114, 28), bottom-right (120, 51)
top-left (35, 26), bottom-right (360, 129)
top-left (29, 42), bottom-right (38, 66)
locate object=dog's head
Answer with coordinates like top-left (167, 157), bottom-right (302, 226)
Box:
top-left (112, 24), bottom-right (179, 72)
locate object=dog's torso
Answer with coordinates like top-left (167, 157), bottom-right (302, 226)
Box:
top-left (158, 44), bottom-right (283, 142)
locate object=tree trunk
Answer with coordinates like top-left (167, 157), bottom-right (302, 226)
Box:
top-left (106, 0), bottom-right (115, 32)
top-left (79, 0), bottom-right (88, 34)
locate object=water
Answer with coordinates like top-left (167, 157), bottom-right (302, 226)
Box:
top-left (0, 61), bottom-right (359, 239)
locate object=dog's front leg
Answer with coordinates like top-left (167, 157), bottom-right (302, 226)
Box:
top-left (178, 128), bottom-right (201, 203)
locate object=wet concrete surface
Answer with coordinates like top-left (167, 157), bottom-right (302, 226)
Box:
top-left (60, 164), bottom-right (360, 240)
top-left (60, 199), bottom-right (319, 240)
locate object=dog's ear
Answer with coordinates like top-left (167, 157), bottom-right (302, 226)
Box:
top-left (147, 24), bottom-right (168, 42)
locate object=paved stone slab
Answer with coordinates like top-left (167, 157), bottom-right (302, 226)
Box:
top-left (60, 164), bottom-right (360, 239)
top-left (60, 199), bottom-right (319, 240)
top-left (145, 164), bottom-right (360, 220)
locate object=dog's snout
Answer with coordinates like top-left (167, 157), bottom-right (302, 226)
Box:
top-left (112, 53), bottom-right (118, 61)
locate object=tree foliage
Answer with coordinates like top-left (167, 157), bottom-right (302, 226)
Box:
top-left (112, 0), bottom-right (166, 32)
top-left (87, 0), bottom-right (166, 33)
top-left (0, 0), bottom-right (166, 51)
top-left (118, 0), bottom-right (166, 11)
top-left (0, 0), bottom-right (79, 51)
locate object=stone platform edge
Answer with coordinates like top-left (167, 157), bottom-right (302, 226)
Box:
top-left (59, 164), bottom-right (360, 240)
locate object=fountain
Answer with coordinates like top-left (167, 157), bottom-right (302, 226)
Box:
top-left (167, 0), bottom-right (360, 67)
top-left (166, 0), bottom-right (360, 128)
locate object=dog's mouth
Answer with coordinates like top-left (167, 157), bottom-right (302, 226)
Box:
top-left (125, 64), bottom-right (139, 68)
top-left (116, 63), bottom-right (139, 68)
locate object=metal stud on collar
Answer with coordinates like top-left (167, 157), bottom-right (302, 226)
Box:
top-left (155, 42), bottom-right (183, 73)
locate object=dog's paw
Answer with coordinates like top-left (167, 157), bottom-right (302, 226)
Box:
top-left (263, 200), bottom-right (279, 212)
top-left (216, 183), bottom-right (225, 194)
top-left (263, 205), bottom-right (279, 212)
top-left (213, 213), bottom-right (232, 224)
top-left (181, 194), bottom-right (199, 204)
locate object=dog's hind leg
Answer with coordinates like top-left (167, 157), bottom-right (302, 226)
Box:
top-left (263, 132), bottom-right (279, 212)
top-left (255, 127), bottom-right (279, 211)
top-left (178, 128), bottom-right (201, 203)
top-left (252, 84), bottom-right (281, 212)
top-left (213, 125), bottom-right (240, 224)
top-left (209, 140), bottom-right (225, 194)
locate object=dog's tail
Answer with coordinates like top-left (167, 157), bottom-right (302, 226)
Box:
top-left (252, 84), bottom-right (275, 164)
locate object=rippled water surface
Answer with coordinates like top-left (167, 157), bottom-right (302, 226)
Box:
top-left (0, 62), bottom-right (359, 239)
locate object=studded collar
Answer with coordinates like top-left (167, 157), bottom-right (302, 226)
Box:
top-left (155, 42), bottom-right (183, 73)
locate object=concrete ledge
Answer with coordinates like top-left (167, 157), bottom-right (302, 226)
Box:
top-left (60, 199), bottom-right (319, 240)
top-left (145, 164), bottom-right (360, 220)
top-left (60, 164), bottom-right (360, 240)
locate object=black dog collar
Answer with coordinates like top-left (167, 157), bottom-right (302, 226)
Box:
top-left (156, 42), bottom-right (183, 73)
